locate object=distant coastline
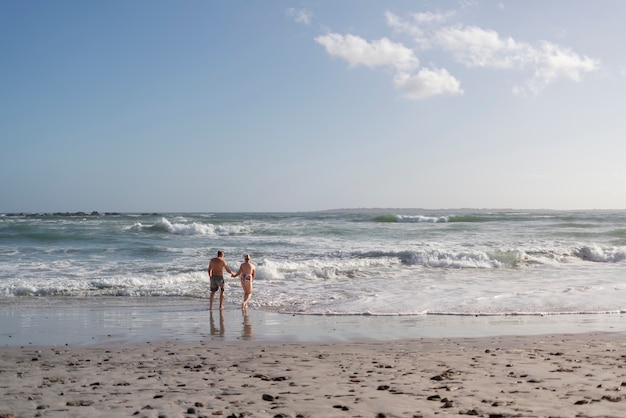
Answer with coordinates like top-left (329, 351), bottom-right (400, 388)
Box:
top-left (2, 211), bottom-right (160, 217)
top-left (2, 208), bottom-right (623, 218)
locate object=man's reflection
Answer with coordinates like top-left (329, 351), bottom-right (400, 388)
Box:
top-left (210, 310), bottom-right (224, 337)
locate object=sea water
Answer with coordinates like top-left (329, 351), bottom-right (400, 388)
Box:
top-left (1, 209), bottom-right (625, 317)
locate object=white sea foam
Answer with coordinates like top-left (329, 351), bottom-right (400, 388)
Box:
top-left (574, 245), bottom-right (626, 262)
top-left (396, 214), bottom-right (449, 223)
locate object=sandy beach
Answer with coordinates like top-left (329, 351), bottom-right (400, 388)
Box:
top-left (1, 299), bottom-right (625, 417)
top-left (1, 333), bottom-right (625, 417)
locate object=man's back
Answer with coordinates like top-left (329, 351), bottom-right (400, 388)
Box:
top-left (209, 257), bottom-right (227, 276)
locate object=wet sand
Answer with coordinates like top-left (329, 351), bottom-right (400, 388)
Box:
top-left (1, 298), bottom-right (625, 417)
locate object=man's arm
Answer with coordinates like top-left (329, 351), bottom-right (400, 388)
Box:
top-left (231, 264), bottom-right (241, 278)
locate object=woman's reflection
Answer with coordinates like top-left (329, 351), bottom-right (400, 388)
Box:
top-left (242, 309), bottom-right (253, 339)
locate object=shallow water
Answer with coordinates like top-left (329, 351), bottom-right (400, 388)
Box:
top-left (1, 297), bottom-right (625, 347)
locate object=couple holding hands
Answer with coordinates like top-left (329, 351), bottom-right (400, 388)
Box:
top-left (207, 251), bottom-right (256, 310)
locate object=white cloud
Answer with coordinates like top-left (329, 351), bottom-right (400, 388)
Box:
top-left (316, 8), bottom-right (600, 99)
top-left (394, 68), bottom-right (463, 99)
top-left (386, 11), bottom-right (453, 49)
top-left (434, 26), bottom-right (599, 93)
top-left (387, 12), bottom-right (600, 96)
top-left (514, 42), bottom-right (600, 96)
top-left (412, 10), bottom-right (454, 24)
top-left (386, 11), bottom-right (429, 49)
top-left (286, 8), bottom-right (313, 25)
top-left (314, 33), bottom-right (419, 72)
top-left (434, 25), bottom-right (532, 69)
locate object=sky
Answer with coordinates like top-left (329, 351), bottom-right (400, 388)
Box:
top-left (2, 0), bottom-right (626, 213)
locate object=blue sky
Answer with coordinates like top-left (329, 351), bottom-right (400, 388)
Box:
top-left (2, 1), bottom-right (625, 212)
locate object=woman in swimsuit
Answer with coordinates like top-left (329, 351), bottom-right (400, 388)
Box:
top-left (232, 254), bottom-right (256, 309)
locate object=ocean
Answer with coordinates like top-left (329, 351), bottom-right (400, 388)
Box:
top-left (1, 209), bottom-right (625, 317)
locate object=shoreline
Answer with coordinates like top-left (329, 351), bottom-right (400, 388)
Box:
top-left (1, 297), bottom-right (626, 347)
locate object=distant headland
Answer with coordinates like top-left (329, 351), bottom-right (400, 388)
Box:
top-left (3, 212), bottom-right (161, 217)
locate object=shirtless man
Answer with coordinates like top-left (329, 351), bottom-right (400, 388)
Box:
top-left (207, 250), bottom-right (233, 310)
top-left (231, 254), bottom-right (256, 309)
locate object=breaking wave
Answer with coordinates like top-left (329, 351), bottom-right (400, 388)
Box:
top-left (128, 217), bottom-right (248, 236)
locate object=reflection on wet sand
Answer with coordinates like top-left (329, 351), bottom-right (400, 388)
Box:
top-left (242, 309), bottom-right (253, 339)
top-left (210, 311), bottom-right (224, 337)
top-left (208, 308), bottom-right (253, 340)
